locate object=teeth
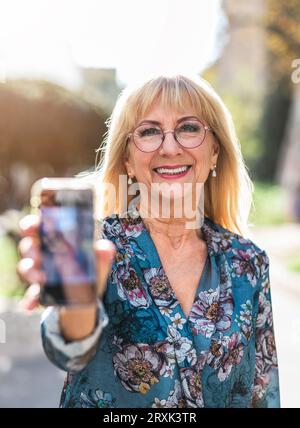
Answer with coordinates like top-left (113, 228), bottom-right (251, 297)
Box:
top-left (156, 166), bottom-right (190, 175)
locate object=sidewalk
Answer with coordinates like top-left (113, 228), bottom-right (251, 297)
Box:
top-left (251, 223), bottom-right (300, 408)
top-left (0, 302), bottom-right (65, 408)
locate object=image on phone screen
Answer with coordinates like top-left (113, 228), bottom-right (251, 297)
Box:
top-left (39, 188), bottom-right (96, 306)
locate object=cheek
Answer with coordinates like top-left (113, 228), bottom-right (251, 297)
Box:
top-left (193, 148), bottom-right (212, 179)
top-left (131, 153), bottom-right (154, 181)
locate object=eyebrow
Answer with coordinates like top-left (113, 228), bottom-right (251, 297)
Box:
top-left (137, 115), bottom-right (200, 126)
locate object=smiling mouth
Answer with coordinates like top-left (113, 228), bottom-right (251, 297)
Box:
top-left (152, 165), bottom-right (192, 176)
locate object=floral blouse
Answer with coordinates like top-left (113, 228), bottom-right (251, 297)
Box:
top-left (41, 210), bottom-right (280, 408)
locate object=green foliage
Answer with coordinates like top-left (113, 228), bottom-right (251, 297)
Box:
top-left (220, 91), bottom-right (264, 167)
top-left (0, 235), bottom-right (24, 297)
top-left (288, 252), bottom-right (300, 273)
top-left (250, 181), bottom-right (286, 225)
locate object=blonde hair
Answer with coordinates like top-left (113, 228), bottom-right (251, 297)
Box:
top-left (93, 74), bottom-right (253, 237)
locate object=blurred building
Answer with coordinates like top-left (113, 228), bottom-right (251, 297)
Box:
top-left (214, 0), bottom-right (267, 103)
top-left (79, 67), bottom-right (121, 114)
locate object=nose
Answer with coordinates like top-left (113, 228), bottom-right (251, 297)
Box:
top-left (158, 130), bottom-right (183, 156)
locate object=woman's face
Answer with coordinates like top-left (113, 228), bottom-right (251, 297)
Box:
top-left (125, 101), bottom-right (220, 209)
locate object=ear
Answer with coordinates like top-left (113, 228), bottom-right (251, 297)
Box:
top-left (124, 158), bottom-right (133, 176)
top-left (211, 139), bottom-right (220, 164)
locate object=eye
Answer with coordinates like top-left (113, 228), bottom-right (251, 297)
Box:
top-left (137, 125), bottom-right (162, 138)
top-left (178, 122), bottom-right (201, 132)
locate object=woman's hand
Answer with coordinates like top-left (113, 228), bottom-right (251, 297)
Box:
top-left (17, 214), bottom-right (116, 340)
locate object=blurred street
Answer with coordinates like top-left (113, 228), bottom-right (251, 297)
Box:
top-left (0, 223), bottom-right (299, 408)
top-left (0, 305), bottom-right (65, 408)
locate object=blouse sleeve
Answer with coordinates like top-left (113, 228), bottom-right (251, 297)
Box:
top-left (40, 299), bottom-right (109, 373)
top-left (252, 251), bottom-right (281, 408)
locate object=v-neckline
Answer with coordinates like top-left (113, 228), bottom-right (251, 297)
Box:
top-left (152, 240), bottom-right (210, 321)
top-left (116, 210), bottom-right (223, 357)
top-left (136, 216), bottom-right (211, 322)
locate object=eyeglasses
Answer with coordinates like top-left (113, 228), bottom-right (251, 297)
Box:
top-left (127, 118), bottom-right (213, 153)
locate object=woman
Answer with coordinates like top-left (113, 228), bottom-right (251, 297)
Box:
top-left (18, 74), bottom-right (280, 408)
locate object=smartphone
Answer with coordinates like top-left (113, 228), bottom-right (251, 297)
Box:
top-left (30, 177), bottom-right (97, 306)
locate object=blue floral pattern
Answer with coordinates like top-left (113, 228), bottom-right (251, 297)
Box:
top-left (41, 210), bottom-right (280, 408)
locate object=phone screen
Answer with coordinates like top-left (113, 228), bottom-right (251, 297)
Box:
top-left (39, 188), bottom-right (96, 306)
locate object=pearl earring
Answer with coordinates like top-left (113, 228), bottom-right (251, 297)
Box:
top-left (128, 175), bottom-right (133, 184)
top-left (211, 165), bottom-right (217, 177)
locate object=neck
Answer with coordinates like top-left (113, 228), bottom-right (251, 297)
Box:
top-left (136, 198), bottom-right (203, 249)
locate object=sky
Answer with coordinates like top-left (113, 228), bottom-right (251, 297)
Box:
top-left (0, 0), bottom-right (224, 88)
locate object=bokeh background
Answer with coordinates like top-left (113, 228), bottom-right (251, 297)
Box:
top-left (0, 0), bottom-right (299, 408)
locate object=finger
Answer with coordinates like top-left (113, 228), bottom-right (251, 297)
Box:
top-left (94, 239), bottom-right (116, 296)
top-left (18, 236), bottom-right (41, 263)
top-left (17, 258), bottom-right (46, 285)
top-left (18, 283), bottom-right (41, 311)
top-left (19, 214), bottom-right (40, 237)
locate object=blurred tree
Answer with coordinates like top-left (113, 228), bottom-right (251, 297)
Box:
top-left (265, 0), bottom-right (300, 83)
top-left (0, 79), bottom-right (108, 212)
top-left (256, 0), bottom-right (300, 180)
top-left (204, 0), bottom-right (300, 183)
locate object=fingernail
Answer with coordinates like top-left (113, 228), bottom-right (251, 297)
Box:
top-left (20, 258), bottom-right (34, 271)
top-left (95, 240), bottom-right (115, 252)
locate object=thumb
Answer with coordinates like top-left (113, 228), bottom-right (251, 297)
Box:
top-left (94, 239), bottom-right (116, 297)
